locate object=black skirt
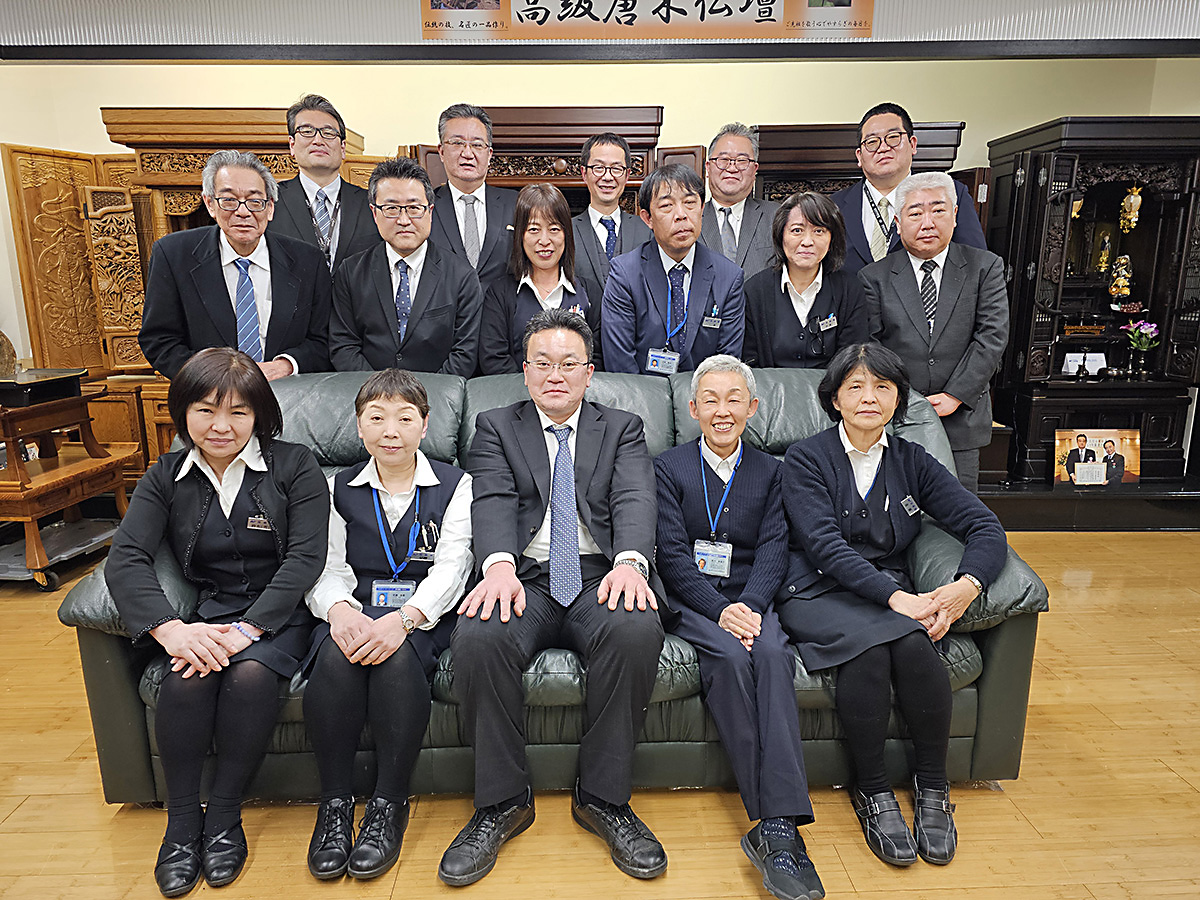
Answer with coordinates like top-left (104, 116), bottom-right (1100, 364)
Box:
top-left (208, 602), bottom-right (316, 678)
top-left (302, 610), bottom-right (454, 680)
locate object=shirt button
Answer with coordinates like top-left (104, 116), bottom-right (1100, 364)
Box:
top-left (842, 510), bottom-right (849, 517)
top-left (723, 507), bottom-right (729, 513)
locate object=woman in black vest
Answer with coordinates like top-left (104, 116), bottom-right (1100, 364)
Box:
top-left (106, 348), bottom-right (328, 897)
top-left (478, 183), bottom-right (604, 374)
top-left (743, 191), bottom-right (869, 368)
top-left (774, 343), bottom-right (1006, 869)
top-left (303, 369), bottom-right (473, 881)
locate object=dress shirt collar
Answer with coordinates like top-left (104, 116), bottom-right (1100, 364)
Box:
top-left (782, 264), bottom-right (823, 307)
top-left (657, 242), bottom-right (697, 278)
top-left (176, 434), bottom-right (266, 483)
top-left (448, 181), bottom-right (486, 206)
top-left (865, 176), bottom-right (905, 215)
top-left (297, 170), bottom-right (342, 206)
top-left (519, 269), bottom-right (576, 301)
top-left (218, 228), bottom-right (270, 269)
top-left (699, 436), bottom-right (741, 483)
top-left (589, 205), bottom-right (621, 234)
top-left (347, 449), bottom-right (440, 494)
top-left (711, 197), bottom-right (747, 218)
top-left (907, 245), bottom-right (950, 281)
top-left (385, 237), bottom-right (428, 270)
top-left (838, 420), bottom-right (888, 459)
top-left (535, 403), bottom-right (583, 437)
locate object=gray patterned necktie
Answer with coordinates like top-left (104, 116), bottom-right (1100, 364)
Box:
top-left (461, 194), bottom-right (481, 268)
top-left (920, 258), bottom-right (938, 333)
top-left (718, 207), bottom-right (738, 261)
top-left (546, 424), bottom-right (582, 606)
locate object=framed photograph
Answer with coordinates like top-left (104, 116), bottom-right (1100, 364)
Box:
top-left (1054, 429), bottom-right (1139, 490)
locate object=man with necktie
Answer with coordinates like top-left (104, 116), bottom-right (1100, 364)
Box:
top-left (440, 308), bottom-right (669, 887)
top-left (571, 133), bottom-right (652, 289)
top-left (139, 149), bottom-right (331, 380)
top-left (697, 123), bottom-right (778, 280)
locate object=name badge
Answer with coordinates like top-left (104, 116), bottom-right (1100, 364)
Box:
top-left (410, 549), bottom-right (436, 563)
top-left (246, 515), bottom-right (271, 531)
top-left (702, 316), bottom-right (722, 329)
top-left (371, 579), bottom-right (416, 608)
top-left (694, 540), bottom-right (733, 577)
top-left (818, 313), bottom-right (838, 332)
top-left (647, 348), bottom-right (680, 375)
top-left (900, 495), bottom-right (920, 516)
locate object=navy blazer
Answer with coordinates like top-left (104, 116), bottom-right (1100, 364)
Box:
top-left (778, 427), bottom-right (1006, 605)
top-left (139, 226), bottom-right (332, 379)
top-left (654, 441), bottom-right (788, 622)
top-left (572, 209), bottom-right (652, 288)
top-left (742, 266), bottom-right (870, 368)
top-left (831, 178), bottom-right (987, 276)
top-left (266, 176), bottom-right (380, 273)
top-left (478, 273), bottom-right (605, 375)
top-left (428, 183), bottom-right (519, 289)
top-left (600, 240), bottom-right (745, 375)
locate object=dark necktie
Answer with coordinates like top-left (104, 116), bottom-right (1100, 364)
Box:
top-left (600, 216), bottom-right (617, 261)
top-left (547, 424), bottom-right (582, 606)
top-left (668, 263), bottom-right (687, 351)
top-left (233, 258), bottom-right (262, 361)
top-left (718, 206), bottom-right (738, 261)
top-left (395, 258), bottom-right (412, 342)
top-left (920, 259), bottom-right (938, 333)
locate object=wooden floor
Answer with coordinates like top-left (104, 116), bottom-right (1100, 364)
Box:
top-left (2, 532), bottom-right (1199, 899)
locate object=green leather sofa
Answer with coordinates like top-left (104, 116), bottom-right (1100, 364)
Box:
top-left (58, 369), bottom-right (1049, 805)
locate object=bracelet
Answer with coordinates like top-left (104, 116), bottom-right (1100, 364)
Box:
top-left (232, 622), bottom-right (261, 642)
top-left (959, 573), bottom-right (984, 598)
top-left (615, 558), bottom-right (649, 580)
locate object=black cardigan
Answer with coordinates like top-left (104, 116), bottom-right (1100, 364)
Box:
top-left (742, 266), bottom-right (870, 368)
top-left (478, 272), bottom-right (604, 375)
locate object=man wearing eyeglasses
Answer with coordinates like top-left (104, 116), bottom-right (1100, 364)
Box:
top-left (139, 149), bottom-right (332, 380)
top-left (831, 103), bottom-right (987, 276)
top-left (698, 123), bottom-right (778, 280)
top-left (428, 103), bottom-right (518, 290)
top-left (329, 157), bottom-right (483, 376)
top-left (267, 94), bottom-right (380, 274)
top-left (572, 133), bottom-right (652, 288)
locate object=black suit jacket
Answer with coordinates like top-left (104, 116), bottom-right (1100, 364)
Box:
top-left (428, 183), bottom-right (519, 288)
top-left (1065, 447), bottom-right (1097, 477)
top-left (329, 241), bottom-right (483, 376)
top-left (571, 209), bottom-right (652, 288)
top-left (742, 266), bottom-right (870, 368)
top-left (698, 197), bottom-right (779, 279)
top-left (1103, 452), bottom-right (1125, 485)
top-left (139, 226), bottom-right (332, 379)
top-left (266, 176), bottom-right (380, 272)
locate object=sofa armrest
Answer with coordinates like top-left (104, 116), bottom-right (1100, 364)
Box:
top-left (968, 612), bottom-right (1041, 780)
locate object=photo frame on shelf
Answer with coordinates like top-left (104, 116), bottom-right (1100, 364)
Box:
top-left (1054, 429), bottom-right (1140, 490)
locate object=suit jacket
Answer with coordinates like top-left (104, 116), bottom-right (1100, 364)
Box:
top-left (478, 273), bottom-right (605, 375)
top-left (698, 197), bottom-right (779, 280)
top-left (1065, 447), bottom-right (1097, 477)
top-left (428, 183), bottom-right (519, 288)
top-left (742, 266), bottom-right (870, 368)
top-left (859, 242), bottom-right (1009, 450)
top-left (572, 209), bottom-right (652, 288)
top-left (601, 240), bottom-right (745, 375)
top-left (831, 178), bottom-right (987, 276)
top-left (328, 240), bottom-right (483, 376)
top-left (1103, 452), bottom-right (1125, 485)
top-left (266, 176), bottom-right (380, 273)
top-left (139, 226), bottom-right (332, 379)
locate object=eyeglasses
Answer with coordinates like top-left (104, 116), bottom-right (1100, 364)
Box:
top-left (709, 155), bottom-right (755, 172)
top-left (859, 130), bottom-right (909, 154)
top-left (213, 197), bottom-right (270, 213)
top-left (293, 124), bottom-right (343, 141)
top-left (372, 203), bottom-right (431, 220)
top-left (586, 164), bottom-right (628, 178)
top-left (443, 138), bottom-right (491, 153)
top-left (524, 360), bottom-right (588, 375)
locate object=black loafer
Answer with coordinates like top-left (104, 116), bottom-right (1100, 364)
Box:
top-left (912, 779), bottom-right (957, 865)
top-left (740, 824), bottom-right (825, 900)
top-left (307, 797), bottom-right (355, 880)
top-left (850, 788), bottom-right (917, 867)
top-left (347, 797), bottom-right (410, 880)
top-left (437, 798), bottom-right (535, 886)
top-left (201, 820), bottom-right (248, 887)
top-left (154, 836), bottom-right (202, 897)
top-left (571, 783), bottom-right (667, 879)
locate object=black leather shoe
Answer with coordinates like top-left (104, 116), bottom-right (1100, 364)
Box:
top-left (307, 797), bottom-right (355, 880)
top-left (154, 836), bottom-right (202, 897)
top-left (571, 784), bottom-right (667, 879)
top-left (850, 788), bottom-right (917, 867)
top-left (912, 779), bottom-right (957, 865)
top-left (740, 823), bottom-right (825, 900)
top-left (347, 797), bottom-right (409, 879)
top-left (201, 820), bottom-right (248, 887)
top-left (437, 798), bottom-right (535, 886)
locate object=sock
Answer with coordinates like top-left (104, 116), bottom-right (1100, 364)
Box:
top-left (760, 817), bottom-right (804, 877)
top-left (578, 786), bottom-right (610, 809)
top-left (494, 786), bottom-right (531, 814)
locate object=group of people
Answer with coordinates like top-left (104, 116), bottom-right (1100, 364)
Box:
top-left (138, 95), bottom-right (1008, 493)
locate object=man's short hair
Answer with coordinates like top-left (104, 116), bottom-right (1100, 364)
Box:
top-left (581, 132), bottom-right (632, 169)
top-left (1103, 439), bottom-right (1116, 449)
top-left (354, 368), bottom-right (430, 419)
top-left (438, 103), bottom-right (494, 146)
top-left (521, 307), bottom-right (594, 363)
top-left (895, 172), bottom-right (957, 212)
top-left (691, 354), bottom-right (757, 403)
top-left (286, 94), bottom-right (347, 140)
top-left (368, 157), bottom-right (436, 206)
top-left (818, 342), bottom-right (911, 424)
top-left (771, 191), bottom-right (847, 273)
top-left (708, 122), bottom-right (758, 158)
top-left (201, 150), bottom-right (279, 202)
top-left (1077, 433), bottom-right (1088, 440)
top-left (857, 102), bottom-right (915, 145)
top-left (638, 164), bottom-right (704, 212)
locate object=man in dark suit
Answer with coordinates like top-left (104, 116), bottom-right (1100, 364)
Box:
top-left (329, 157), bottom-right (482, 375)
top-left (860, 172), bottom-right (1009, 493)
top-left (698, 123), bottom-right (778, 280)
top-left (139, 149), bottom-right (331, 380)
top-left (427, 103), bottom-right (518, 289)
top-left (1064, 433), bottom-right (1098, 483)
top-left (1102, 439), bottom-right (1125, 487)
top-left (602, 164), bottom-right (745, 375)
top-left (572, 133), bottom-right (652, 288)
top-left (266, 94), bottom-right (379, 272)
top-left (832, 102), bottom-right (987, 276)
top-left (440, 308), bottom-right (668, 887)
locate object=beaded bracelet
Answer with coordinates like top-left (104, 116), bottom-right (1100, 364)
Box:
top-left (232, 622), bottom-right (261, 642)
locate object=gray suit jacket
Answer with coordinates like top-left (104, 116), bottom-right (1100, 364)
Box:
top-left (266, 176), bottom-right (380, 273)
top-left (571, 209), bottom-right (651, 288)
top-left (859, 242), bottom-right (1009, 451)
top-left (699, 197), bottom-right (778, 280)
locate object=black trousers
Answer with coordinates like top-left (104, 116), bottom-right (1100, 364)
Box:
top-left (672, 604), bottom-right (813, 824)
top-left (450, 556), bottom-right (664, 808)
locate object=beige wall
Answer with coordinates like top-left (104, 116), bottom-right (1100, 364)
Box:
top-left (0, 56), bottom-right (1192, 357)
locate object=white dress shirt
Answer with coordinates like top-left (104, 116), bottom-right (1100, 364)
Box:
top-left (385, 240), bottom-right (428, 309)
top-left (306, 451), bottom-right (475, 628)
top-left (588, 205), bottom-right (621, 249)
top-left (699, 436), bottom-right (741, 485)
top-left (710, 197), bottom-right (747, 242)
top-left (907, 245), bottom-right (950, 296)
top-left (175, 434), bottom-right (267, 518)
top-left (861, 178), bottom-right (901, 249)
top-left (218, 232), bottom-right (299, 373)
top-left (519, 269), bottom-right (577, 312)
top-left (838, 420), bottom-right (889, 501)
top-left (297, 170), bottom-right (343, 259)
top-left (448, 181), bottom-right (487, 248)
top-left (782, 264), bottom-right (823, 327)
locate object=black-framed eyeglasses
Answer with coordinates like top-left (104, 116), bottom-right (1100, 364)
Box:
top-left (372, 203), bottom-right (431, 220)
top-left (442, 138), bottom-right (491, 153)
top-left (709, 155), bottom-right (755, 172)
top-left (859, 130), bottom-right (909, 154)
top-left (587, 163), bottom-right (628, 178)
top-left (293, 124), bottom-right (343, 141)
top-left (214, 197), bottom-right (270, 213)
top-left (524, 360), bottom-right (588, 375)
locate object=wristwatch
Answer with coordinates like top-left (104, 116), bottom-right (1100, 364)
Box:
top-left (398, 607), bottom-right (417, 634)
top-left (959, 573), bottom-right (984, 598)
top-left (615, 558), bottom-right (649, 580)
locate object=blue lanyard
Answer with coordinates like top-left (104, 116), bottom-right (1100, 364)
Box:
top-left (665, 279), bottom-right (690, 346)
top-left (373, 486), bottom-right (420, 580)
top-left (699, 442), bottom-right (743, 539)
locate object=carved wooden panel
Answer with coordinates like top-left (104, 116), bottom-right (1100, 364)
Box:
top-left (82, 185), bottom-right (150, 372)
top-left (343, 156), bottom-right (388, 190)
top-left (2, 144), bottom-right (104, 370)
top-left (96, 154), bottom-right (137, 188)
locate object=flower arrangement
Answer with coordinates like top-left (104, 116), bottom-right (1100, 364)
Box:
top-left (1120, 320), bottom-right (1160, 352)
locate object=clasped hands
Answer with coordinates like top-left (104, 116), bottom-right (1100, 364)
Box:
top-left (150, 618), bottom-right (263, 679)
top-left (719, 602), bottom-right (761, 651)
top-left (328, 601), bottom-right (427, 664)
top-left (458, 559), bottom-right (657, 622)
top-left (888, 576), bottom-right (980, 641)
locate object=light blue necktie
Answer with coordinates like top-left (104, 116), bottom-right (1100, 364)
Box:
top-left (233, 258), bottom-right (262, 361)
top-left (314, 187), bottom-right (332, 244)
top-left (395, 258), bottom-right (412, 343)
top-left (600, 216), bottom-right (617, 261)
top-left (547, 424), bottom-right (582, 607)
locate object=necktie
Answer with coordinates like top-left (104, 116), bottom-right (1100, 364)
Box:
top-left (718, 206), bottom-right (738, 261)
top-left (668, 264), bottom-right (687, 351)
top-left (395, 258), bottom-right (412, 343)
top-left (314, 187), bottom-right (332, 244)
top-left (461, 194), bottom-right (481, 268)
top-left (233, 258), bottom-right (262, 362)
top-left (920, 258), bottom-right (938, 333)
top-left (869, 196), bottom-right (891, 262)
top-left (547, 424), bottom-right (582, 607)
top-left (600, 215), bottom-right (617, 261)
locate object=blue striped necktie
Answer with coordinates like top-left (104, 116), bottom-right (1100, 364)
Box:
top-left (547, 424), bottom-right (582, 606)
top-left (314, 187), bottom-right (332, 243)
top-left (233, 257), bottom-right (262, 361)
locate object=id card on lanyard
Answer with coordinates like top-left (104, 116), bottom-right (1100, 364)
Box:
top-left (694, 442), bottom-right (743, 578)
top-left (370, 486), bottom-right (420, 609)
top-left (649, 278), bottom-right (688, 376)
